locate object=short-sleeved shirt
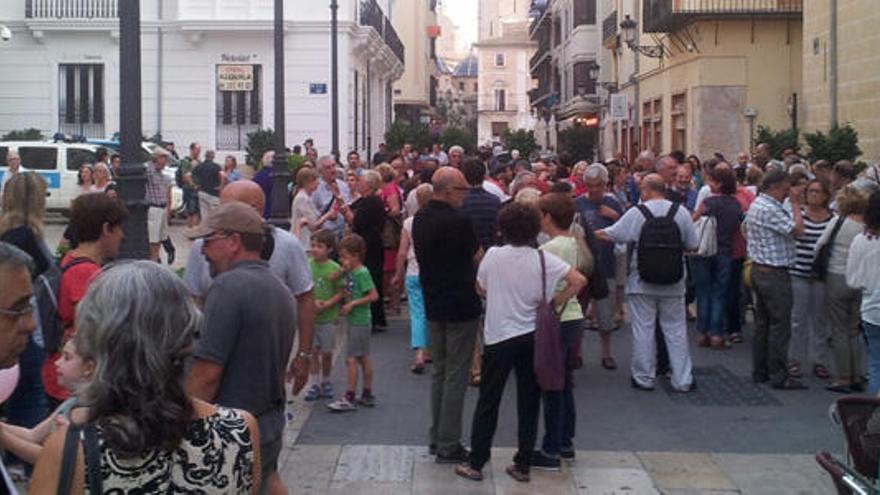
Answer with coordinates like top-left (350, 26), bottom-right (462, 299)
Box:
top-left (477, 245), bottom-right (570, 345)
top-left (345, 265), bottom-right (375, 326)
top-left (413, 200), bottom-right (482, 322)
top-left (184, 227), bottom-right (313, 304)
top-left (702, 194), bottom-right (743, 258)
top-left (791, 210), bottom-right (834, 278)
top-left (574, 194), bottom-right (623, 278)
top-left (292, 190), bottom-right (321, 247)
top-left (312, 178), bottom-right (351, 239)
top-left (745, 193), bottom-right (796, 268)
top-left (602, 198), bottom-right (699, 297)
top-left (539, 236), bottom-right (582, 322)
top-left (145, 163), bottom-right (173, 206)
top-left (195, 260), bottom-right (295, 444)
top-left (191, 160), bottom-right (222, 196)
top-left (461, 187), bottom-right (501, 251)
top-left (310, 259), bottom-right (342, 323)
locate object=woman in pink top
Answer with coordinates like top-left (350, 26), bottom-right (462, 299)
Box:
top-left (376, 163), bottom-right (403, 314)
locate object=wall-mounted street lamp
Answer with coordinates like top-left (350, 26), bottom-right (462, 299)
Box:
top-left (619, 15), bottom-right (663, 59)
top-left (588, 63), bottom-right (618, 93)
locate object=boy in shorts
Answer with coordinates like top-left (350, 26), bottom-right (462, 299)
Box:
top-left (304, 229), bottom-right (344, 401)
top-left (327, 234), bottom-right (379, 412)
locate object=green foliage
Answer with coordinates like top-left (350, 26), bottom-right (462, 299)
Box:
top-left (502, 129), bottom-right (537, 159)
top-left (2, 128), bottom-right (44, 141)
top-left (557, 126), bottom-right (596, 162)
top-left (440, 126), bottom-right (477, 155)
top-left (288, 153), bottom-right (307, 175)
top-left (384, 120), bottom-right (433, 153)
top-left (804, 123), bottom-right (862, 164)
top-left (755, 125), bottom-right (800, 159)
top-left (246, 128), bottom-right (278, 168)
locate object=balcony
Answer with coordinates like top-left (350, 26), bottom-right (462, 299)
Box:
top-left (26, 0), bottom-right (117, 19)
top-left (643, 0), bottom-right (803, 33)
top-left (602, 10), bottom-right (617, 44)
top-left (359, 0), bottom-right (404, 64)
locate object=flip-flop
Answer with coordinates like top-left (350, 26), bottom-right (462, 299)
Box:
top-left (813, 364), bottom-right (831, 379)
top-left (455, 464), bottom-right (483, 481)
top-left (505, 465), bottom-right (530, 483)
top-left (410, 362), bottom-right (425, 375)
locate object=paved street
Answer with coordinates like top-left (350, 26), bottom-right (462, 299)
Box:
top-left (43, 224), bottom-right (841, 493)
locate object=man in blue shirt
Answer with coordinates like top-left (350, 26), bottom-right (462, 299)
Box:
top-left (460, 158), bottom-right (501, 251)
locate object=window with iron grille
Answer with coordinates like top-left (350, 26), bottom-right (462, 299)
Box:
top-left (58, 64), bottom-right (104, 138)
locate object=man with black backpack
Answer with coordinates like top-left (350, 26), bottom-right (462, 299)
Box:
top-left (597, 174), bottom-right (698, 392)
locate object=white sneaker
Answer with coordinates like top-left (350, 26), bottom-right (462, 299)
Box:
top-left (327, 398), bottom-right (357, 412)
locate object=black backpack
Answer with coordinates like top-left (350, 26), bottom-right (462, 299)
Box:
top-left (636, 203), bottom-right (684, 285)
top-left (34, 256), bottom-right (95, 354)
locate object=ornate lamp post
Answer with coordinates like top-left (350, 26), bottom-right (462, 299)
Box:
top-left (117, 0), bottom-right (149, 260)
top-left (619, 15), bottom-right (663, 59)
top-left (269, 0), bottom-right (292, 230)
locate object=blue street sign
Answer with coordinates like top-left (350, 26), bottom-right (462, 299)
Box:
top-left (310, 83), bottom-right (327, 95)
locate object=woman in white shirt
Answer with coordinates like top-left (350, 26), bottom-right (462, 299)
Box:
top-left (846, 190), bottom-right (880, 395)
top-left (455, 202), bottom-right (585, 484)
top-left (291, 167), bottom-right (334, 249)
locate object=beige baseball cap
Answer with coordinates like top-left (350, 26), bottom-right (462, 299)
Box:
top-left (184, 201), bottom-right (265, 239)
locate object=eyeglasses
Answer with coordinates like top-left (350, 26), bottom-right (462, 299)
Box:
top-left (0, 303), bottom-right (34, 321)
top-left (203, 232), bottom-right (231, 243)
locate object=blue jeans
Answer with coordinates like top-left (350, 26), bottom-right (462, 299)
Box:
top-left (541, 319), bottom-right (583, 457)
top-left (691, 255), bottom-right (732, 337)
top-left (864, 322), bottom-right (880, 395)
top-left (725, 258), bottom-right (744, 334)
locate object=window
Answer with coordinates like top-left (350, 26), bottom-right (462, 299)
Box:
top-left (671, 93), bottom-right (687, 153)
top-left (58, 64), bottom-right (104, 138)
top-left (473, 82), bottom-right (478, 92)
top-left (573, 0), bottom-right (597, 26)
top-left (641, 98), bottom-right (662, 152)
top-left (494, 89), bottom-right (506, 111)
top-left (495, 53), bottom-right (505, 67)
top-left (573, 62), bottom-right (597, 96)
top-left (216, 65), bottom-right (262, 150)
top-left (67, 148), bottom-right (96, 172)
top-left (459, 82), bottom-right (465, 91)
top-left (18, 147), bottom-right (57, 171)
top-left (491, 121), bottom-right (509, 138)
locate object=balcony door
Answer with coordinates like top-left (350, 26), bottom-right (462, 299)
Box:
top-left (216, 64), bottom-right (262, 151)
top-left (58, 64), bottom-right (104, 138)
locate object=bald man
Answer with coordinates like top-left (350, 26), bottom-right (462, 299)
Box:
top-left (183, 180), bottom-right (316, 391)
top-left (413, 166), bottom-right (482, 463)
top-left (597, 174), bottom-right (699, 392)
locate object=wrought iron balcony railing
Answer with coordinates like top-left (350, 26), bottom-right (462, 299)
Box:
top-left (643, 0), bottom-right (802, 33)
top-left (359, 0), bottom-right (404, 64)
top-left (26, 0), bottom-right (118, 19)
top-left (602, 10), bottom-right (617, 43)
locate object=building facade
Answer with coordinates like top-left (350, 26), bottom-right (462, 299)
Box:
top-left (802, 0), bottom-right (880, 161)
top-left (0, 0), bottom-right (403, 160)
top-left (599, 0), bottom-right (802, 162)
top-left (391, 0), bottom-right (439, 125)
top-left (530, 0), bottom-right (603, 154)
top-left (475, 0), bottom-right (536, 146)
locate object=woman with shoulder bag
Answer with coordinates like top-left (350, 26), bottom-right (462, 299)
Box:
top-left (31, 262), bottom-right (261, 494)
top-left (846, 191), bottom-right (880, 395)
top-left (690, 166), bottom-right (742, 349)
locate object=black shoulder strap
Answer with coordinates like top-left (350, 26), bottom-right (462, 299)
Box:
top-left (636, 204), bottom-right (653, 220)
top-left (61, 256), bottom-right (96, 274)
top-left (666, 202), bottom-right (680, 219)
top-left (56, 425), bottom-right (82, 495)
top-left (538, 249), bottom-right (547, 303)
top-left (829, 216), bottom-right (846, 242)
top-left (82, 425), bottom-right (103, 495)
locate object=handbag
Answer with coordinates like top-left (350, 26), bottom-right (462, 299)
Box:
top-left (533, 250), bottom-right (565, 392)
top-left (812, 216), bottom-right (846, 282)
top-left (692, 216), bottom-right (718, 257)
top-left (57, 423), bottom-right (103, 495)
top-left (381, 214), bottom-right (402, 249)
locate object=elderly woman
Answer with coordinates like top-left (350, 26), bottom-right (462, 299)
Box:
top-left (342, 170), bottom-right (388, 331)
top-left (847, 191), bottom-right (880, 394)
top-left (31, 261), bottom-right (260, 493)
top-left (821, 183), bottom-right (877, 393)
top-left (455, 202), bottom-right (585, 483)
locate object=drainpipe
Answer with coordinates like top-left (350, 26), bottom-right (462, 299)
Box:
top-left (156, 0), bottom-right (164, 138)
top-left (632, 0), bottom-right (641, 156)
top-left (828, 0), bottom-right (838, 127)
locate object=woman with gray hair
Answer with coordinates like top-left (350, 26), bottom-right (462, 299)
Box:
top-left (31, 261), bottom-right (261, 493)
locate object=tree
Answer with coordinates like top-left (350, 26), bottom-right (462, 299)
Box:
top-left (439, 126), bottom-right (476, 154)
top-left (804, 123), bottom-right (862, 165)
top-left (502, 129), bottom-right (537, 159)
top-left (246, 128), bottom-right (277, 168)
top-left (557, 126), bottom-right (596, 162)
top-left (384, 120), bottom-right (433, 153)
top-left (1, 128), bottom-right (44, 141)
top-left (755, 125), bottom-right (800, 159)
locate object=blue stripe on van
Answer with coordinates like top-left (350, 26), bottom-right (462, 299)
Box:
top-left (0, 171), bottom-right (60, 189)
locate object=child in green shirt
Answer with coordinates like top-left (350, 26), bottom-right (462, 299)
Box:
top-left (304, 230), bottom-right (344, 402)
top-left (327, 234), bottom-right (379, 412)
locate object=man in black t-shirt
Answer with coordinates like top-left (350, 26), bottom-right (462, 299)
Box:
top-left (192, 150), bottom-right (223, 218)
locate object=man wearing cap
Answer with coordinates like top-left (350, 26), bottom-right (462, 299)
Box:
top-left (145, 146), bottom-right (174, 262)
top-left (186, 201), bottom-right (307, 495)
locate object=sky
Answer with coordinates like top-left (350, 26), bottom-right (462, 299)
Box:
top-left (441, 0), bottom-right (478, 51)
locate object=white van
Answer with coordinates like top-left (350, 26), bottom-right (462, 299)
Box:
top-left (0, 141), bottom-right (181, 211)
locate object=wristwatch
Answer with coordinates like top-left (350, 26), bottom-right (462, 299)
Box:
top-left (296, 350), bottom-right (313, 359)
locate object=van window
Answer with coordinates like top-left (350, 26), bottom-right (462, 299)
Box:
top-left (0, 147), bottom-right (7, 167)
top-left (67, 149), bottom-right (96, 172)
top-left (18, 147), bottom-right (58, 171)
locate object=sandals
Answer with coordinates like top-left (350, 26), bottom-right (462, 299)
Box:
top-left (455, 464), bottom-right (483, 481)
top-left (410, 362), bottom-right (425, 375)
top-left (709, 336), bottom-right (729, 350)
top-left (601, 357), bottom-right (617, 370)
top-left (728, 333), bottom-right (744, 344)
top-left (813, 364), bottom-right (831, 380)
top-left (788, 362), bottom-right (803, 378)
top-left (505, 464), bottom-right (530, 483)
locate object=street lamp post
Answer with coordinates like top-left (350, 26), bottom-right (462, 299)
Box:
top-left (619, 15), bottom-right (664, 59)
top-left (330, 0), bottom-right (340, 161)
top-left (117, 0), bottom-right (149, 260)
top-left (268, 0), bottom-right (291, 230)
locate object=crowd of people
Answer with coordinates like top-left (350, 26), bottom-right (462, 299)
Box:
top-left (1, 134), bottom-right (880, 491)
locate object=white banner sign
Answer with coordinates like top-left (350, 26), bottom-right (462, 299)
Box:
top-left (217, 65), bottom-right (253, 91)
top-left (610, 94), bottom-right (628, 121)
